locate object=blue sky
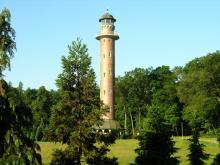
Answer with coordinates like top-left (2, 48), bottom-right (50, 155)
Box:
top-left (1, 0), bottom-right (219, 89)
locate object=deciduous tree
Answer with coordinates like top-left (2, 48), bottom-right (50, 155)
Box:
top-left (177, 51), bottom-right (220, 131)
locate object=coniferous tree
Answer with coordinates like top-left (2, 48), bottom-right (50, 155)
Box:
top-left (135, 104), bottom-right (178, 165)
top-left (0, 8), bottom-right (42, 164)
top-left (0, 82), bottom-right (42, 164)
top-left (0, 8), bottom-right (16, 78)
top-left (48, 38), bottom-right (117, 165)
top-left (188, 128), bottom-right (209, 165)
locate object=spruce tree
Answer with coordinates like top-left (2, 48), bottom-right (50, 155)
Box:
top-left (188, 128), bottom-right (209, 165)
top-left (135, 104), bottom-right (178, 165)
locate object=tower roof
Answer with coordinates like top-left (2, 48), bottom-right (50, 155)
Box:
top-left (99, 12), bottom-right (116, 22)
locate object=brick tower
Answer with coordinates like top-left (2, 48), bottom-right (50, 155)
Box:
top-left (96, 10), bottom-right (119, 120)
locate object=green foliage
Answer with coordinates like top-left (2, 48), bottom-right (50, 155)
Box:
top-left (115, 68), bottom-right (151, 136)
top-left (31, 86), bottom-right (53, 140)
top-left (86, 146), bottom-right (118, 165)
top-left (0, 80), bottom-right (42, 164)
top-left (22, 86), bottom-right (56, 140)
top-left (116, 51), bottom-right (220, 138)
top-left (115, 66), bottom-right (182, 136)
top-left (0, 8), bottom-right (16, 77)
top-left (143, 104), bottom-right (166, 132)
top-left (135, 104), bottom-right (178, 165)
top-left (135, 131), bottom-right (178, 165)
top-left (50, 146), bottom-right (80, 165)
top-left (85, 131), bottom-right (118, 165)
top-left (149, 66), bottom-right (182, 134)
top-left (47, 38), bottom-right (117, 164)
top-left (177, 51), bottom-right (220, 130)
top-left (0, 8), bottom-right (41, 164)
top-left (188, 130), bottom-right (209, 165)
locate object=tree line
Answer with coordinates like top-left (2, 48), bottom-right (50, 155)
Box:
top-left (1, 8), bottom-right (220, 165)
top-left (115, 52), bottom-right (220, 164)
top-left (115, 51), bottom-right (220, 138)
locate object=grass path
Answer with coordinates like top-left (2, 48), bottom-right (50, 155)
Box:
top-left (39, 137), bottom-right (220, 165)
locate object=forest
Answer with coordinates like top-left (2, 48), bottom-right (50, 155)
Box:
top-left (1, 8), bottom-right (220, 165)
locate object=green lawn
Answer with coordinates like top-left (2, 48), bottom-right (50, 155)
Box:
top-left (38, 142), bottom-right (66, 165)
top-left (39, 137), bottom-right (220, 165)
top-left (173, 137), bottom-right (220, 165)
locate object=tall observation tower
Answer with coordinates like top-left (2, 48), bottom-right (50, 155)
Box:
top-left (96, 10), bottom-right (119, 123)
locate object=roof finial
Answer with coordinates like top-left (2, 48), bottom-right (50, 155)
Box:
top-left (106, 5), bottom-right (109, 13)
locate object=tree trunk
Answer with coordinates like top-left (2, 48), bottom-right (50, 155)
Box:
top-left (130, 112), bottom-right (135, 137)
top-left (124, 106), bottom-right (127, 131)
top-left (125, 112), bottom-right (127, 132)
top-left (78, 147), bottom-right (81, 165)
top-left (175, 125), bottom-right (179, 136)
top-left (138, 108), bottom-right (141, 132)
top-left (212, 124), bottom-right (217, 136)
top-left (181, 122), bottom-right (184, 139)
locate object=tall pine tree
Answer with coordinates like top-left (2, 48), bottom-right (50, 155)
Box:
top-left (48, 38), bottom-right (117, 165)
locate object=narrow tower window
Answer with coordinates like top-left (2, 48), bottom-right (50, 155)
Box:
top-left (109, 70), bottom-right (111, 75)
top-left (103, 90), bottom-right (106, 95)
top-left (103, 72), bottom-right (105, 77)
top-left (103, 54), bottom-right (105, 58)
top-left (109, 52), bottom-right (111, 57)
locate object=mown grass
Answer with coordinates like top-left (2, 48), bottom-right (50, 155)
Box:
top-left (39, 137), bottom-right (220, 165)
top-left (108, 139), bottom-right (138, 164)
top-left (173, 137), bottom-right (220, 165)
top-left (38, 142), bottom-right (66, 165)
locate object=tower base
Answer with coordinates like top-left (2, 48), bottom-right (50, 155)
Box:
top-left (95, 119), bottom-right (121, 130)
